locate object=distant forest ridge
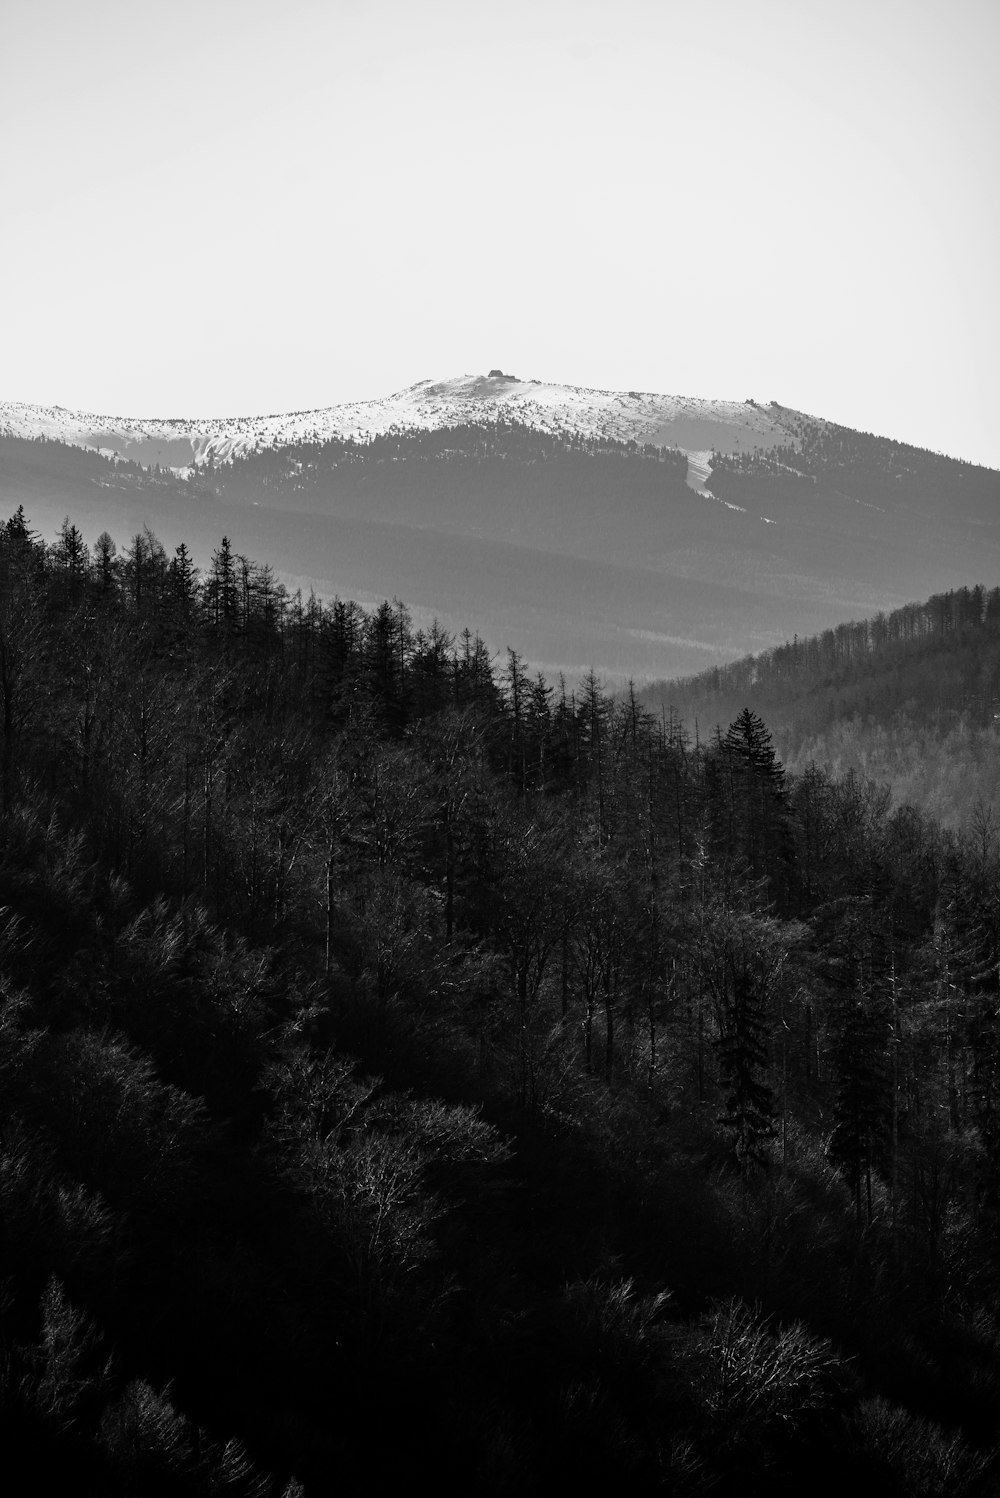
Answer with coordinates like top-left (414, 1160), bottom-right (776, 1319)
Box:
top-left (0, 421), bottom-right (689, 476)
top-left (651, 582), bottom-right (1000, 718)
top-left (706, 415), bottom-right (1000, 529)
top-left (714, 411), bottom-right (1000, 478)
top-left (645, 581), bottom-right (1000, 829)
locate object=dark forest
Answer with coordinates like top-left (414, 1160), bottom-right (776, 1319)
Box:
top-left (2, 506), bottom-right (1000, 1494)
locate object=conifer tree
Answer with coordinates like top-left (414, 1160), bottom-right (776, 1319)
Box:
top-left (207, 536), bottom-right (238, 632)
top-left (708, 709), bottom-right (791, 897)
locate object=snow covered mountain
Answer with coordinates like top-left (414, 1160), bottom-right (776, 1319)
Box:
top-left (3, 372), bottom-right (998, 682)
top-left (0, 371), bottom-right (803, 478)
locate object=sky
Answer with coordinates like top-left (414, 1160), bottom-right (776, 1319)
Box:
top-left (3, 0), bottom-right (999, 467)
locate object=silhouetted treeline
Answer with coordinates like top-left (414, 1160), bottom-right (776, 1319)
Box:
top-left (3, 505), bottom-right (1000, 1493)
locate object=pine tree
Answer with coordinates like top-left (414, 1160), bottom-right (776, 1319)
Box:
top-left (206, 536), bottom-right (238, 632)
top-left (168, 542), bottom-right (199, 620)
top-left (93, 531), bottom-right (119, 599)
top-left (503, 648), bottom-right (530, 790)
top-left (52, 518), bottom-right (89, 604)
top-left (709, 709), bottom-right (792, 898)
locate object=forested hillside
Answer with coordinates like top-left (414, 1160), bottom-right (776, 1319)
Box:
top-left (4, 507), bottom-right (1000, 1493)
top-left (644, 582), bottom-right (1000, 828)
top-left (710, 413), bottom-right (1000, 528)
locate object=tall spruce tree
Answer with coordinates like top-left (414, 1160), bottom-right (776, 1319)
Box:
top-left (709, 709), bottom-right (792, 899)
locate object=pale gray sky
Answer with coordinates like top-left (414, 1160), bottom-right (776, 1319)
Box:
top-left (4, 0), bottom-right (998, 466)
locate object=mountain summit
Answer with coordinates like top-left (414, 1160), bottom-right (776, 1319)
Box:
top-left (0, 374), bottom-right (800, 476)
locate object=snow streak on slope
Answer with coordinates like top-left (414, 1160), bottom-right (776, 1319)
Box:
top-left (684, 449), bottom-right (745, 510)
top-left (0, 373), bottom-right (803, 469)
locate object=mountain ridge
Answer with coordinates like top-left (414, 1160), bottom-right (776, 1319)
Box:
top-left (0, 372), bottom-right (808, 473)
